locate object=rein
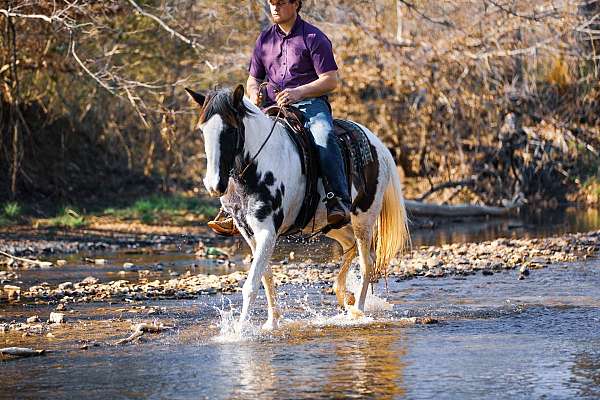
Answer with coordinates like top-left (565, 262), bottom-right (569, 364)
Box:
top-left (239, 106), bottom-right (283, 179)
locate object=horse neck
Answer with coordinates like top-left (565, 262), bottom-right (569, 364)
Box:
top-left (241, 106), bottom-right (289, 166)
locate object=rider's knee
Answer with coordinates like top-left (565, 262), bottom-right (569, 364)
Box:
top-left (309, 120), bottom-right (334, 146)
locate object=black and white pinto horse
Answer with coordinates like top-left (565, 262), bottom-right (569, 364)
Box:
top-left (187, 85), bottom-right (410, 330)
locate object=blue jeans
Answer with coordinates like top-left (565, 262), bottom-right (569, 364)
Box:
top-left (293, 98), bottom-right (350, 205)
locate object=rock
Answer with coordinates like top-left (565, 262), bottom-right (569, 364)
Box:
top-left (123, 262), bottom-right (136, 270)
top-left (482, 270), bottom-right (494, 276)
top-left (27, 316), bottom-right (40, 323)
top-left (94, 259), bottom-right (107, 265)
top-left (49, 312), bottom-right (65, 324)
top-left (519, 265), bottom-right (530, 276)
top-left (58, 282), bottom-right (73, 290)
top-left (81, 276), bottom-right (99, 285)
top-left (3, 285), bottom-right (21, 300)
top-left (56, 259), bottom-right (67, 266)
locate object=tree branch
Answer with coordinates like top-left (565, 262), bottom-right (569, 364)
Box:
top-left (126, 0), bottom-right (204, 50)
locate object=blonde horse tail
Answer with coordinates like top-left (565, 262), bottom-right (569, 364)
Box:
top-left (374, 151), bottom-right (411, 280)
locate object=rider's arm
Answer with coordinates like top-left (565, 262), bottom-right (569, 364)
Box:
top-left (297, 70), bottom-right (338, 98)
top-left (247, 75), bottom-right (263, 105)
top-left (275, 70), bottom-right (338, 106)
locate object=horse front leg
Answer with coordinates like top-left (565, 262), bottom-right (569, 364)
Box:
top-left (239, 228), bottom-right (276, 325)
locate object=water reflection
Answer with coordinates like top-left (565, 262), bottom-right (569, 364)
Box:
top-left (322, 327), bottom-right (407, 399)
top-left (410, 206), bottom-right (600, 247)
top-left (571, 350), bottom-right (600, 398)
top-left (219, 324), bottom-right (407, 399)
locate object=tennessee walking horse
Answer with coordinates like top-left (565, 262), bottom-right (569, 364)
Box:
top-left (187, 85), bottom-right (410, 330)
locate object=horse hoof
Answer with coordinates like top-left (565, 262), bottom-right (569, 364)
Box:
top-left (347, 305), bottom-right (364, 320)
top-left (261, 319), bottom-right (279, 331)
top-left (345, 292), bottom-right (356, 306)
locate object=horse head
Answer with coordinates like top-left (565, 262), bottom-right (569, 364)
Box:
top-left (186, 84), bottom-right (251, 197)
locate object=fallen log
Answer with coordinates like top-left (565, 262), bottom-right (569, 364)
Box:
top-left (0, 347), bottom-right (46, 358)
top-left (405, 200), bottom-right (516, 217)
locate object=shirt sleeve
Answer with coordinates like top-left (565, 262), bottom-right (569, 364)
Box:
top-left (248, 35), bottom-right (266, 80)
top-left (308, 32), bottom-right (338, 75)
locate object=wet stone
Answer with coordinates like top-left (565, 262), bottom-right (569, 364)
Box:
top-left (81, 276), bottom-right (99, 285)
top-left (49, 312), bottom-right (65, 324)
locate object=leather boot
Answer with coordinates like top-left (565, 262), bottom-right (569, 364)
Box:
top-left (325, 193), bottom-right (351, 229)
top-left (207, 208), bottom-right (239, 236)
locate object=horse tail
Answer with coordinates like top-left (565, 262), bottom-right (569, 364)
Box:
top-left (373, 150), bottom-right (411, 280)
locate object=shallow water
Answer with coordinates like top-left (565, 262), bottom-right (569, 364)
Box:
top-left (2, 258), bottom-right (600, 399)
top-left (2, 208), bottom-right (600, 398)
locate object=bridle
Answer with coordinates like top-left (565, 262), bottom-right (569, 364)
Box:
top-left (238, 81), bottom-right (291, 179)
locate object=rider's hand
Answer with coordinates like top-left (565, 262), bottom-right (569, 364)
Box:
top-left (275, 87), bottom-right (303, 107)
top-left (249, 91), bottom-right (261, 106)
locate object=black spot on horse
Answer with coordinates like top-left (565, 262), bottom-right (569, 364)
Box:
top-left (352, 143), bottom-right (379, 214)
top-left (264, 172), bottom-right (275, 186)
top-left (273, 210), bottom-right (284, 232)
top-left (236, 156), bottom-right (286, 231)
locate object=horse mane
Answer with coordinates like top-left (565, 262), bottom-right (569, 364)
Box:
top-left (199, 88), bottom-right (254, 127)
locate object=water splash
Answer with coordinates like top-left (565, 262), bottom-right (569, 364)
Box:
top-left (345, 265), bottom-right (394, 312)
top-left (212, 297), bottom-right (262, 343)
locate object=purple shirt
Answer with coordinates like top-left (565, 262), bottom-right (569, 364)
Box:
top-left (249, 16), bottom-right (338, 105)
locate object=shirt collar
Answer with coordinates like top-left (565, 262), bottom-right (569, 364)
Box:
top-left (275, 15), bottom-right (303, 38)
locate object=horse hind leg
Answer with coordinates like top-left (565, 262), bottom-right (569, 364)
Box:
top-left (327, 226), bottom-right (357, 311)
top-left (349, 216), bottom-right (378, 318)
top-left (334, 245), bottom-right (357, 310)
top-left (261, 265), bottom-right (281, 330)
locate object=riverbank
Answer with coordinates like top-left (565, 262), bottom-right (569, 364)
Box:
top-left (2, 229), bottom-right (598, 308)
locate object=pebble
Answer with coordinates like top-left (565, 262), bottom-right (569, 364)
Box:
top-left (27, 316), bottom-right (40, 323)
top-left (49, 312), bottom-right (65, 324)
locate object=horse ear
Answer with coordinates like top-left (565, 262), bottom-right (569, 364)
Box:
top-left (185, 88), bottom-right (205, 106)
top-left (232, 84), bottom-right (245, 108)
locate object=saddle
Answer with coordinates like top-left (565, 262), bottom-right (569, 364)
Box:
top-left (264, 105), bottom-right (378, 236)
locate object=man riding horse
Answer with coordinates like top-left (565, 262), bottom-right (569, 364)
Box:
top-left (208, 0), bottom-right (351, 235)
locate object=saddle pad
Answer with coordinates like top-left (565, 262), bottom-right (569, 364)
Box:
top-left (267, 112), bottom-right (378, 235)
top-left (333, 119), bottom-right (378, 214)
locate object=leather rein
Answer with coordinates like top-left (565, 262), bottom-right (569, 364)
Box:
top-left (238, 81), bottom-right (293, 180)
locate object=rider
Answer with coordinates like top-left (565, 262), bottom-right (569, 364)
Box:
top-left (208, 0), bottom-right (351, 235)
